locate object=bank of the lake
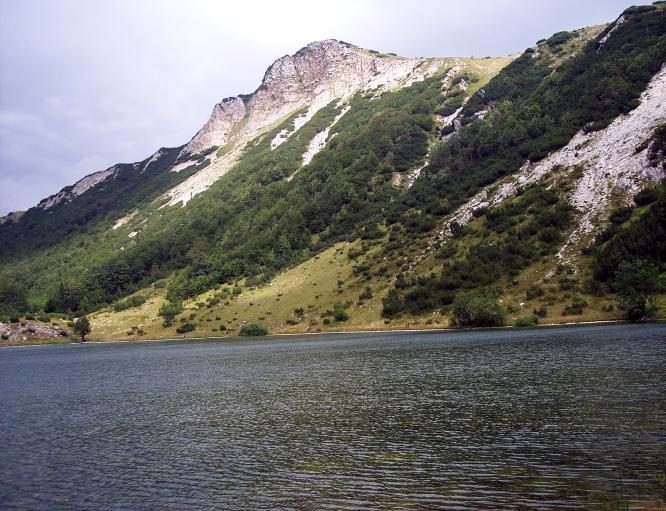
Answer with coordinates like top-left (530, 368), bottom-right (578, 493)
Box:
top-left (2, 317), bottom-right (662, 347)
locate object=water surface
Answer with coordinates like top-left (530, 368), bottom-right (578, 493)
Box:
top-left (1, 324), bottom-right (664, 509)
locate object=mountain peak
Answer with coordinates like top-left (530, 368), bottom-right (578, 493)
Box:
top-left (181, 39), bottom-right (426, 158)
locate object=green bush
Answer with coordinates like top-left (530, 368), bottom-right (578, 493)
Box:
top-left (562, 297), bottom-right (588, 316)
top-left (633, 186), bottom-right (659, 206)
top-left (513, 314), bottom-right (539, 327)
top-left (112, 294), bottom-right (148, 312)
top-left (614, 260), bottom-right (663, 320)
top-left (239, 323), bottom-right (268, 336)
top-left (533, 306), bottom-right (548, 318)
top-left (176, 322), bottom-right (196, 334)
top-left (158, 301), bottom-right (182, 327)
top-left (450, 293), bottom-right (506, 328)
top-left (333, 302), bottom-right (349, 321)
top-left (526, 286), bottom-right (544, 300)
top-left (359, 287), bottom-right (373, 300)
top-left (381, 289), bottom-right (404, 317)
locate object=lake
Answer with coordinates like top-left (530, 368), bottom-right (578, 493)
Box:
top-left (0, 324), bottom-right (664, 510)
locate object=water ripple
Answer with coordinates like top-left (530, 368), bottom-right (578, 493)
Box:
top-left (0, 323), bottom-right (664, 510)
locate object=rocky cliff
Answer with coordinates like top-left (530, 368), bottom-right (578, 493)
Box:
top-left (164, 40), bottom-right (449, 205)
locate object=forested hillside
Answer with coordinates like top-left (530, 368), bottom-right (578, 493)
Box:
top-left (0, 3), bottom-right (664, 341)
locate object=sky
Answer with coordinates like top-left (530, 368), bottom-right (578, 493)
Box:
top-left (0, 0), bottom-right (649, 215)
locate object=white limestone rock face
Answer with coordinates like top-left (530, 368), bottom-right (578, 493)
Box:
top-left (184, 97), bottom-right (246, 156)
top-left (37, 166), bottom-right (117, 210)
top-left (167, 40), bottom-right (449, 206)
top-left (301, 105), bottom-right (350, 166)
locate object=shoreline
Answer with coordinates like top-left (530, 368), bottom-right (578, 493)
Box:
top-left (3, 318), bottom-right (664, 349)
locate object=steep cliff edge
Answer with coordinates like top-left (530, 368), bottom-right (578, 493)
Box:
top-left (165, 40), bottom-right (451, 205)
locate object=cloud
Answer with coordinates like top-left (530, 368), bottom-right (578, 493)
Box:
top-left (0, 0), bottom-right (646, 214)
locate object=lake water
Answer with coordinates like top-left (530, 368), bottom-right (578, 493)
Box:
top-left (0, 324), bottom-right (664, 510)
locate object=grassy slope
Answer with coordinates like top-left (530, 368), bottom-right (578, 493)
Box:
top-left (89, 240), bottom-right (432, 340)
top-left (87, 226), bottom-right (666, 342)
top-left (83, 42), bottom-right (666, 342)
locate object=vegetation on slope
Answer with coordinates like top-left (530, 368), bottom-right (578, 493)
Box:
top-left (18, 71), bottom-right (450, 314)
top-left (412, 4), bottom-right (666, 212)
top-left (0, 145), bottom-right (201, 258)
top-left (0, 4), bottom-right (664, 335)
top-left (589, 183), bottom-right (666, 319)
top-left (381, 184), bottom-right (575, 318)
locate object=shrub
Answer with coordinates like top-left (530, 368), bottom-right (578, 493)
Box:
top-left (614, 260), bottom-right (663, 320)
top-left (533, 306), bottom-right (548, 318)
top-left (526, 286), bottom-right (544, 300)
top-left (449, 293), bottom-right (506, 328)
top-left (609, 206), bottom-right (633, 225)
top-left (112, 294), bottom-right (148, 312)
top-left (359, 287), bottom-right (373, 300)
top-left (513, 314), bottom-right (539, 327)
top-left (239, 323), bottom-right (268, 336)
top-left (562, 297), bottom-right (588, 316)
top-left (176, 322), bottom-right (196, 334)
top-left (323, 318), bottom-right (331, 325)
top-left (634, 187), bottom-right (659, 206)
top-left (158, 301), bottom-right (182, 327)
top-left (382, 289), bottom-right (405, 318)
top-left (333, 302), bottom-right (349, 321)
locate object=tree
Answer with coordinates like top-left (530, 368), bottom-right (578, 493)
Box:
top-left (614, 260), bottom-right (662, 320)
top-left (73, 316), bottom-right (91, 342)
top-left (0, 277), bottom-right (27, 315)
top-left (158, 301), bottom-right (182, 327)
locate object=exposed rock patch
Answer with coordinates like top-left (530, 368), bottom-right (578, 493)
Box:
top-left (112, 210), bottom-right (137, 230)
top-left (301, 105), bottom-right (350, 166)
top-left (164, 40), bottom-right (451, 206)
top-left (0, 321), bottom-right (69, 344)
top-left (37, 166), bottom-right (117, 210)
top-left (436, 64), bottom-right (666, 256)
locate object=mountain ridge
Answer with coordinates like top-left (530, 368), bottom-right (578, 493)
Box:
top-left (1, 3), bottom-right (664, 342)
top-left (25, 39), bottom-right (456, 212)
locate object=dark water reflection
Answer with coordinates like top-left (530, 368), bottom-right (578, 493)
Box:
top-left (1, 324), bottom-right (664, 510)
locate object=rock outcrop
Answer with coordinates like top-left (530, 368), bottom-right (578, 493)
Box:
top-left (36, 165), bottom-right (117, 210)
top-left (437, 64), bottom-right (666, 258)
top-left (166, 40), bottom-right (449, 205)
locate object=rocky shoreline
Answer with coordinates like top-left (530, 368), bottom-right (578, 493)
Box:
top-left (0, 320), bottom-right (71, 345)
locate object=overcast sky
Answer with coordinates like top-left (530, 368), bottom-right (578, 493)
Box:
top-left (0, 0), bottom-right (648, 214)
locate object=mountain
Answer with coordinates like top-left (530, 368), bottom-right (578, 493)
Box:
top-left (0, 3), bottom-right (664, 342)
